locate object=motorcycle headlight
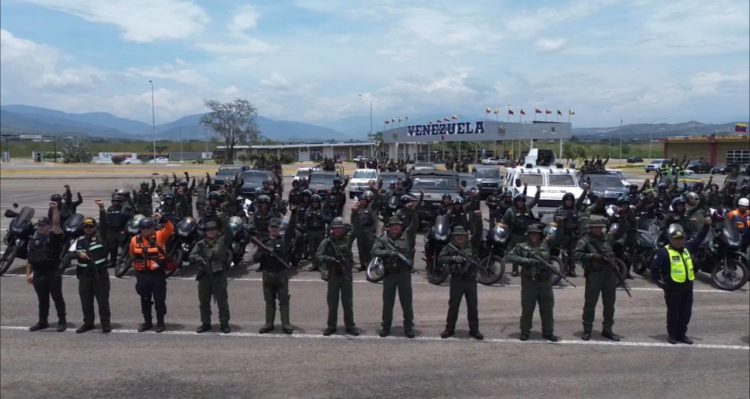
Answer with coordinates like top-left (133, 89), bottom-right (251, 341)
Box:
top-left (434, 233), bottom-right (447, 241)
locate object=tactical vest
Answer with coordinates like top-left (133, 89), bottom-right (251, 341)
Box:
top-left (27, 233), bottom-right (56, 265)
top-left (106, 208), bottom-right (126, 230)
top-left (131, 235), bottom-right (166, 272)
top-left (666, 246), bottom-right (695, 283)
top-left (260, 237), bottom-right (287, 273)
top-left (357, 208), bottom-right (375, 228)
top-left (254, 211), bottom-right (272, 235)
top-left (306, 209), bottom-right (325, 229)
top-left (511, 209), bottom-right (534, 235)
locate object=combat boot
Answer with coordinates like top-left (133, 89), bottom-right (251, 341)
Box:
top-left (29, 320), bottom-right (49, 332)
top-left (155, 316), bottom-right (166, 333)
top-left (138, 321), bottom-right (152, 332)
top-left (280, 303), bottom-right (293, 335)
top-left (259, 304), bottom-right (275, 334)
top-left (57, 318), bottom-right (67, 332)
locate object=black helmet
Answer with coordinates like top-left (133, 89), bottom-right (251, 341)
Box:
top-left (629, 184), bottom-right (638, 192)
top-left (292, 180), bottom-right (299, 187)
top-left (513, 194), bottom-right (526, 203)
top-left (657, 183), bottom-right (668, 191)
top-left (452, 196), bottom-right (464, 205)
top-left (301, 189), bottom-right (312, 198)
top-left (562, 193), bottom-right (575, 202)
top-left (208, 191), bottom-right (222, 201)
top-left (442, 193), bottom-right (452, 201)
top-left (50, 194), bottom-right (62, 202)
top-left (257, 194), bottom-right (271, 204)
top-left (311, 194), bottom-right (322, 203)
top-left (163, 192), bottom-right (175, 201)
top-left (671, 197), bottom-right (686, 208)
top-left (141, 181), bottom-right (150, 188)
top-left (400, 194), bottom-right (417, 207)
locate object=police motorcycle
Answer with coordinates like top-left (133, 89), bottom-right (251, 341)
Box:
top-left (423, 214), bottom-right (451, 285)
top-left (0, 204), bottom-right (35, 275)
top-left (114, 214), bottom-right (146, 278)
top-left (167, 216), bottom-right (200, 276)
top-left (476, 221), bottom-right (508, 285)
top-left (691, 212), bottom-right (749, 291)
top-left (60, 213), bottom-right (85, 261)
top-left (630, 217), bottom-right (661, 276)
top-left (228, 216), bottom-right (250, 267)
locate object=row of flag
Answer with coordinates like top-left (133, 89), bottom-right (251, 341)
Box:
top-left (736, 123), bottom-right (748, 134)
top-left (384, 116), bottom-right (408, 125)
top-left (485, 107), bottom-right (575, 116)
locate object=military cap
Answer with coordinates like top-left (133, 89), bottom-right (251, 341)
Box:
top-left (450, 226), bottom-right (469, 236)
top-left (386, 216), bottom-right (402, 226)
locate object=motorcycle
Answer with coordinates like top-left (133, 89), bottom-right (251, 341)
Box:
top-left (365, 256), bottom-right (385, 283)
top-left (0, 204), bottom-right (35, 275)
top-left (476, 221), bottom-right (508, 285)
top-left (114, 214), bottom-right (146, 278)
top-left (60, 213), bottom-right (85, 260)
top-left (632, 217), bottom-right (660, 276)
top-left (693, 215), bottom-right (748, 291)
top-left (166, 216), bottom-right (199, 277)
top-left (424, 215), bottom-right (450, 285)
top-left (228, 216), bottom-right (249, 267)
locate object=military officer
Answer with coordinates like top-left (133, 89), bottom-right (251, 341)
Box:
top-left (316, 217), bottom-right (359, 336)
top-left (189, 218), bottom-right (233, 334)
top-left (552, 190), bottom-right (587, 277)
top-left (132, 179), bottom-right (157, 216)
top-left (305, 194), bottom-right (329, 270)
top-left (351, 191), bottom-right (378, 271)
top-left (438, 226), bottom-right (483, 340)
top-left (502, 186), bottom-right (541, 277)
top-left (574, 216), bottom-right (621, 341)
top-left (506, 224), bottom-right (558, 342)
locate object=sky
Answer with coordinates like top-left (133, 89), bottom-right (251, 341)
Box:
top-left (1, 0), bottom-right (748, 131)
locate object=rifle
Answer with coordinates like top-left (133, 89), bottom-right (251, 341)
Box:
top-left (446, 243), bottom-right (484, 273)
top-left (248, 235), bottom-right (291, 269)
top-left (528, 253), bottom-right (577, 287)
top-left (589, 240), bottom-right (632, 297)
top-left (326, 239), bottom-right (351, 281)
top-left (372, 233), bottom-right (413, 270)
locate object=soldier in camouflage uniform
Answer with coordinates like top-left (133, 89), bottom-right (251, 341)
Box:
top-left (502, 186), bottom-right (541, 277)
top-left (371, 215), bottom-right (419, 338)
top-left (552, 190), bottom-right (587, 277)
top-left (505, 224), bottom-right (558, 342)
top-left (132, 179), bottom-right (157, 217)
top-left (305, 194), bottom-right (329, 270)
top-left (189, 218), bottom-right (233, 334)
top-left (574, 216), bottom-right (621, 341)
top-left (438, 226), bottom-right (483, 340)
top-left (351, 191), bottom-right (378, 271)
top-left (316, 217), bottom-right (359, 336)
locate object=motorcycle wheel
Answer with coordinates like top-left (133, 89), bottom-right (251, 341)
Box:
top-left (231, 242), bottom-right (246, 267)
top-left (114, 253), bottom-right (132, 278)
top-left (166, 248), bottom-right (183, 278)
top-left (633, 251), bottom-right (653, 275)
top-left (548, 256), bottom-right (564, 286)
top-left (427, 261), bottom-right (449, 286)
top-left (477, 255), bottom-right (505, 286)
top-left (0, 244), bottom-right (18, 275)
top-left (711, 259), bottom-right (749, 291)
top-left (366, 257), bottom-right (385, 283)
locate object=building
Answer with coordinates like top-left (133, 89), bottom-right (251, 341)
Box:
top-left (225, 142), bottom-right (376, 162)
top-left (662, 135), bottom-right (750, 165)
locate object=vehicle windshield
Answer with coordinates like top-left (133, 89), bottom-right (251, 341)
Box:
top-left (475, 169), bottom-right (499, 178)
top-left (353, 170), bottom-right (377, 179)
top-left (296, 169), bottom-right (312, 177)
top-left (217, 167), bottom-right (242, 175)
top-left (650, 160), bottom-right (664, 165)
top-left (548, 174), bottom-right (577, 186)
top-left (241, 172), bottom-right (269, 182)
top-left (309, 174), bottom-right (335, 185)
top-left (412, 176), bottom-right (458, 191)
top-left (518, 174), bottom-right (544, 186)
top-left (381, 174), bottom-right (404, 185)
top-left (585, 175), bottom-right (623, 189)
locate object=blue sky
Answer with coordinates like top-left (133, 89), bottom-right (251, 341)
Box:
top-left (1, 0), bottom-right (748, 130)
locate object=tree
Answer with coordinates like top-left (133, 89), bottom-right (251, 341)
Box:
top-left (62, 139), bottom-right (93, 163)
top-left (200, 98), bottom-right (259, 163)
top-left (145, 144), bottom-right (168, 154)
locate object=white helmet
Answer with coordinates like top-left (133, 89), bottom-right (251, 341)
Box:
top-left (738, 198), bottom-right (749, 207)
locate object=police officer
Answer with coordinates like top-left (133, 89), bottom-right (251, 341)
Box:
top-left (502, 186), bottom-right (541, 277)
top-left (252, 216), bottom-right (296, 335)
top-left (189, 218), bottom-right (232, 334)
top-left (506, 225), bottom-right (558, 342)
top-left (351, 191), bottom-right (378, 271)
top-left (129, 213), bottom-right (174, 333)
top-left (26, 203), bottom-right (67, 332)
top-left (133, 179), bottom-right (157, 216)
top-left (553, 191), bottom-right (586, 277)
top-left (438, 226), bottom-right (483, 340)
top-left (316, 217), bottom-right (360, 336)
top-left (371, 215), bottom-right (419, 338)
top-left (575, 216), bottom-right (620, 341)
top-left (650, 219), bottom-right (710, 344)
top-left (64, 210), bottom-right (111, 334)
top-left (102, 194), bottom-right (131, 272)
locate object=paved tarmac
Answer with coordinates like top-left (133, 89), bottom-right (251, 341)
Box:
top-left (0, 164), bottom-right (747, 398)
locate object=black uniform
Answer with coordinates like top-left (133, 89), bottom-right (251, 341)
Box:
top-left (27, 230), bottom-right (66, 328)
top-left (65, 232), bottom-right (111, 330)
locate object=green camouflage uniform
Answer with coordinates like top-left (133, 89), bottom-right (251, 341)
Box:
top-left (575, 231), bottom-right (618, 334)
top-left (506, 240), bottom-right (555, 336)
top-left (316, 230), bottom-right (357, 330)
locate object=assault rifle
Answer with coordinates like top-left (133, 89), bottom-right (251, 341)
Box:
top-left (372, 233), bottom-right (413, 270)
top-left (528, 253), bottom-right (577, 287)
top-left (248, 235), bottom-right (291, 270)
top-left (446, 243), bottom-right (484, 273)
top-left (600, 255), bottom-right (633, 297)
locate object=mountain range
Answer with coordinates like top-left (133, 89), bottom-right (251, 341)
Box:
top-left (0, 104), bottom-right (745, 142)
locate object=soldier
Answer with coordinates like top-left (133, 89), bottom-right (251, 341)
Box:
top-left (199, 191), bottom-right (224, 222)
top-left (252, 216), bottom-right (296, 335)
top-left (661, 197), bottom-right (696, 241)
top-left (288, 179), bottom-right (303, 209)
top-left (156, 175), bottom-right (171, 196)
top-left (506, 224), bottom-right (558, 342)
top-left (575, 216), bottom-right (621, 341)
top-left (189, 218), bottom-right (232, 334)
top-left (133, 179), bottom-right (157, 216)
top-left (316, 217), bottom-right (360, 336)
top-left (102, 194), bottom-right (131, 268)
top-left (610, 196), bottom-right (638, 279)
top-left (129, 213), bottom-right (174, 333)
top-left (438, 226), bottom-right (483, 340)
top-left (252, 195), bottom-right (277, 242)
top-left (553, 191), bottom-right (587, 277)
top-left (62, 184), bottom-right (84, 215)
top-left (63, 210), bottom-right (111, 334)
top-left (371, 215), bottom-right (419, 338)
top-left (26, 203), bottom-right (67, 332)
top-left (194, 176), bottom-right (209, 217)
top-left (305, 194), bottom-right (329, 270)
top-left (502, 187), bottom-right (541, 277)
top-left (331, 176), bottom-right (348, 216)
top-left (351, 191), bottom-right (378, 271)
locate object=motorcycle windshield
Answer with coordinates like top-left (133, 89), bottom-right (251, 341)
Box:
top-left (434, 215), bottom-right (449, 237)
top-left (723, 218), bottom-right (742, 247)
top-left (11, 206), bottom-right (35, 231)
top-left (63, 213), bottom-right (84, 234)
top-left (494, 223), bottom-right (510, 243)
top-left (177, 217), bottom-right (197, 236)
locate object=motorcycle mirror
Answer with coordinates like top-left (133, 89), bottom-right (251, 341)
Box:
top-left (12, 203), bottom-right (18, 208)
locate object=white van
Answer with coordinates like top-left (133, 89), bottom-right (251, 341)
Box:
top-left (505, 149), bottom-right (583, 212)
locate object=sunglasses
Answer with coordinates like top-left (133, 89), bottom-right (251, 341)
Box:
top-left (205, 227), bottom-right (218, 231)
top-left (83, 225), bottom-right (96, 228)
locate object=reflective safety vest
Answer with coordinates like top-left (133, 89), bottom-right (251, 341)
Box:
top-left (77, 238), bottom-right (108, 268)
top-left (129, 221), bottom-right (174, 272)
top-left (665, 245), bottom-right (695, 283)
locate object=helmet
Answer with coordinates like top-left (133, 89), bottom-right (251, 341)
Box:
top-left (452, 196), bottom-right (464, 205)
top-left (513, 194), bottom-right (527, 203)
top-left (116, 188), bottom-right (129, 197)
top-left (588, 216), bottom-right (607, 229)
top-left (292, 179), bottom-right (299, 187)
top-left (330, 217), bottom-right (345, 228)
top-left (525, 224), bottom-right (543, 235)
top-left (141, 181), bottom-right (150, 188)
top-left (386, 216), bottom-right (402, 227)
top-left (667, 223), bottom-right (685, 239)
top-left (361, 191), bottom-right (374, 201)
top-left (629, 184), bottom-right (638, 192)
top-left (302, 189), bottom-right (312, 198)
top-left (685, 192), bottom-right (699, 201)
top-left (162, 192), bottom-right (175, 201)
top-left (112, 194), bottom-right (125, 202)
top-left (671, 197), bottom-right (686, 208)
top-left (657, 183), bottom-right (668, 191)
top-left (138, 218), bottom-right (156, 230)
top-left (738, 198), bottom-right (750, 207)
top-left (311, 194), bottom-right (322, 203)
top-left (50, 194), bottom-right (62, 202)
top-left (400, 194), bottom-right (417, 207)
top-left (442, 193), bottom-right (452, 201)
top-left (562, 193), bottom-right (575, 203)
top-left (208, 191), bottom-right (222, 202)
top-left (257, 194), bottom-right (271, 204)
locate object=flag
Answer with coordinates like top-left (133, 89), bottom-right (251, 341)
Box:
top-left (485, 107), bottom-right (492, 113)
top-left (384, 120), bottom-right (390, 124)
top-left (443, 117), bottom-right (450, 122)
top-left (508, 109), bottom-right (514, 115)
top-left (557, 110), bottom-right (562, 116)
top-left (405, 116), bottom-right (409, 121)
top-left (520, 109), bottom-right (526, 115)
top-left (569, 110), bottom-right (575, 116)
top-left (391, 118), bottom-right (395, 123)
top-left (451, 115), bottom-right (458, 120)
top-left (545, 109), bottom-right (551, 114)
top-left (535, 108), bottom-right (542, 114)
top-left (736, 123), bottom-right (748, 134)
top-left (436, 119), bottom-right (441, 123)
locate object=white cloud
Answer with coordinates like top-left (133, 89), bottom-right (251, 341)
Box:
top-left (228, 4), bottom-right (260, 35)
top-left (196, 37), bottom-right (275, 55)
top-left (127, 59), bottom-right (208, 86)
top-left (260, 72), bottom-right (292, 91)
top-left (689, 71), bottom-right (749, 95)
top-left (22, 0), bottom-right (209, 42)
top-left (535, 38), bottom-right (567, 53)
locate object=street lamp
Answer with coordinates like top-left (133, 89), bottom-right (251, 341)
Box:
top-left (149, 80), bottom-right (156, 163)
top-left (358, 93), bottom-right (373, 156)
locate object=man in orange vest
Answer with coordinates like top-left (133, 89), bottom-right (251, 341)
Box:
top-left (129, 212), bottom-right (174, 333)
top-left (726, 198), bottom-right (749, 251)
top-left (650, 218), bottom-right (710, 345)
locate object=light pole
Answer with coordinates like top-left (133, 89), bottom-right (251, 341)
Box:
top-left (619, 116), bottom-right (623, 160)
top-left (149, 80), bottom-right (156, 163)
top-left (359, 93), bottom-right (373, 156)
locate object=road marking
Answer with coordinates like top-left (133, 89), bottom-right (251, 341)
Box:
top-left (0, 273), bottom-right (744, 294)
top-left (1, 325), bottom-right (747, 351)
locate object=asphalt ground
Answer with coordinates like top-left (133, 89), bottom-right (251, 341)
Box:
top-left (1, 164), bottom-right (747, 399)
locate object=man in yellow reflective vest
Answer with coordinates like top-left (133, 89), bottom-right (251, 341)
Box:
top-left (650, 218), bottom-right (710, 345)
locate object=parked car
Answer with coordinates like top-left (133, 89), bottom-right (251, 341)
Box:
top-left (411, 162), bottom-right (437, 172)
top-left (711, 163), bottom-right (743, 175)
top-left (123, 157), bottom-right (142, 164)
top-left (307, 171), bottom-right (339, 199)
top-left (458, 173), bottom-right (479, 194)
top-left (578, 171), bottom-right (629, 205)
top-left (238, 170), bottom-right (275, 199)
top-left (645, 159), bottom-right (669, 173)
top-left (481, 157), bottom-right (509, 166)
top-left (210, 165), bottom-right (251, 191)
top-left (293, 167), bottom-right (320, 183)
top-left (349, 168), bottom-right (378, 199)
top-left (626, 157), bottom-right (643, 163)
top-left (472, 165), bottom-right (502, 197)
top-left (378, 172), bottom-right (407, 189)
top-left (686, 160), bottom-right (711, 174)
top-left (148, 157), bottom-right (169, 164)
